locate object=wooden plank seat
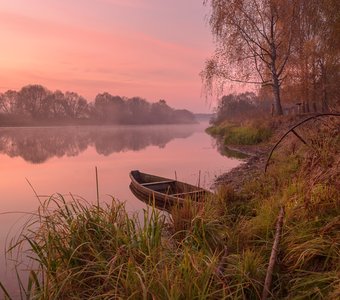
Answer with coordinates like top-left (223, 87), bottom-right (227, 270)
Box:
top-left (171, 190), bottom-right (204, 196)
top-left (141, 180), bottom-right (175, 186)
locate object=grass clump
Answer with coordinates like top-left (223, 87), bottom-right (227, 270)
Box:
top-left (223, 125), bottom-right (272, 145)
top-left (224, 250), bottom-right (266, 299)
top-left (170, 198), bottom-right (228, 254)
top-left (207, 119), bottom-right (272, 145)
top-left (286, 271), bottom-right (340, 299)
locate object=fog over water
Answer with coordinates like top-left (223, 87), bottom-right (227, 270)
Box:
top-left (0, 125), bottom-right (198, 164)
top-left (0, 122), bottom-right (242, 295)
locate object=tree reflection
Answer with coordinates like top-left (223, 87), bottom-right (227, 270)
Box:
top-left (211, 136), bottom-right (249, 160)
top-left (0, 125), bottom-right (198, 164)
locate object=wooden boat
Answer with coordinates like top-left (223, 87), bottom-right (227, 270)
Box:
top-left (129, 170), bottom-right (213, 211)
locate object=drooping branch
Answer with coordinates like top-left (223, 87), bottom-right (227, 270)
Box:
top-left (214, 67), bottom-right (270, 85)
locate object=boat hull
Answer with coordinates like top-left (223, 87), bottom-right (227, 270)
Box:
top-left (129, 170), bottom-right (212, 211)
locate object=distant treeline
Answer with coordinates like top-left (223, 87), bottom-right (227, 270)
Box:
top-left (0, 85), bottom-right (196, 126)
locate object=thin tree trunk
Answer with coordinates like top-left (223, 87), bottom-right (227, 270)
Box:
top-left (320, 63), bottom-right (329, 112)
top-left (268, 13), bottom-right (283, 116)
top-left (272, 74), bottom-right (283, 116)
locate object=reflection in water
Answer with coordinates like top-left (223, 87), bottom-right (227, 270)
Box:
top-left (212, 136), bottom-right (249, 159)
top-left (0, 125), bottom-right (199, 164)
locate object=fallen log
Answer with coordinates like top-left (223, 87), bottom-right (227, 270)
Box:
top-left (261, 206), bottom-right (285, 300)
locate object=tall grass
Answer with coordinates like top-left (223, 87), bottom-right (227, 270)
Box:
top-left (0, 195), bottom-right (229, 299)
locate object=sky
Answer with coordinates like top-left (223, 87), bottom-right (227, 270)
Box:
top-left (0, 0), bottom-right (216, 113)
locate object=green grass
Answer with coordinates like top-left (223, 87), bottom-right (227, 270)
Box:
top-left (224, 126), bottom-right (272, 145)
top-left (206, 121), bottom-right (272, 145)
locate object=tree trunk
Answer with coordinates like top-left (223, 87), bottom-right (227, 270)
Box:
top-left (305, 101), bottom-right (310, 113)
top-left (320, 63), bottom-right (329, 112)
top-left (269, 38), bottom-right (283, 116)
top-left (268, 11), bottom-right (284, 117)
top-left (271, 73), bottom-right (283, 116)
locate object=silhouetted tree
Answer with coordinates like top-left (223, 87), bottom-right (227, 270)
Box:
top-left (48, 90), bottom-right (67, 119)
top-left (63, 92), bottom-right (89, 119)
top-left (150, 100), bottom-right (174, 123)
top-left (17, 85), bottom-right (50, 119)
top-left (126, 97), bottom-right (151, 124)
top-left (0, 90), bottom-right (18, 113)
top-left (94, 93), bottom-right (126, 123)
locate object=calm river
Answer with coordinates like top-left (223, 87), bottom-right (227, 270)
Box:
top-left (0, 122), bottom-right (241, 295)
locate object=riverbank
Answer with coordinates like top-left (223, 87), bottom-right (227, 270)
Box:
top-left (211, 114), bottom-right (335, 192)
top-left (209, 113), bottom-right (340, 298)
top-left (213, 143), bottom-right (269, 192)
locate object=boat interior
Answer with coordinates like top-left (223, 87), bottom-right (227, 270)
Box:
top-left (131, 170), bottom-right (207, 199)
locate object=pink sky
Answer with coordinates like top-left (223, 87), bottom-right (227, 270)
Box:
top-left (0, 0), bottom-right (216, 112)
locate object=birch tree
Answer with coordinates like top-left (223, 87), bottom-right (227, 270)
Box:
top-left (202, 0), bottom-right (299, 115)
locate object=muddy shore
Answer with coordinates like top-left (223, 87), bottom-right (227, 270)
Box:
top-left (213, 144), bottom-right (271, 193)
